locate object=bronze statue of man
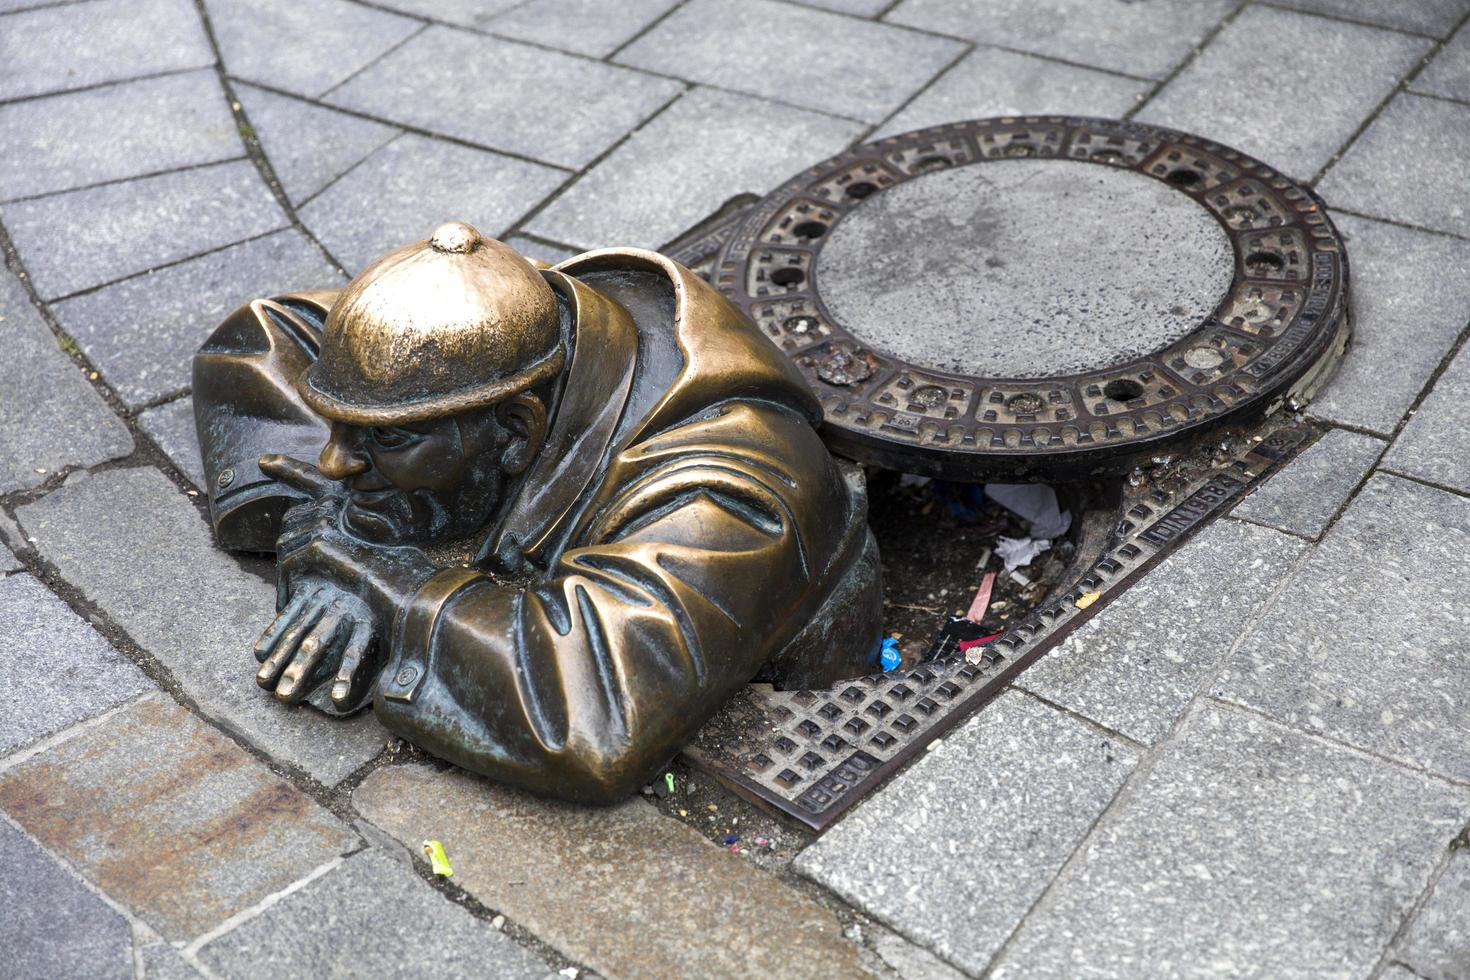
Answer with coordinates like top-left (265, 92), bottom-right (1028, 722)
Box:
top-left (194, 222), bottom-right (879, 803)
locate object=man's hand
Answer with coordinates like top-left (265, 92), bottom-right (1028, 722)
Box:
top-left (254, 579), bottom-right (379, 708)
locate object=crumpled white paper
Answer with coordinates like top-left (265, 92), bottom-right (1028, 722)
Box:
top-left (985, 483), bottom-right (1073, 539)
top-left (995, 535), bottom-right (1051, 572)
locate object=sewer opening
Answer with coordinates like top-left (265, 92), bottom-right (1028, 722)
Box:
top-left (792, 220), bottom-right (828, 240)
top-left (1165, 168), bottom-right (1202, 186)
top-left (1104, 378), bottom-right (1145, 402)
top-left (845, 181), bottom-right (877, 199)
top-left (769, 266), bottom-right (806, 288)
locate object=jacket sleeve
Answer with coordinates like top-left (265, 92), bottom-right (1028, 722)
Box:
top-left (372, 402), bottom-right (853, 803)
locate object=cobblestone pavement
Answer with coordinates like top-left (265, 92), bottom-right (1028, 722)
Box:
top-left (2, 0), bottom-right (1469, 977)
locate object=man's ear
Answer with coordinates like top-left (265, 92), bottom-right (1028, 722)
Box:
top-left (496, 393), bottom-right (548, 476)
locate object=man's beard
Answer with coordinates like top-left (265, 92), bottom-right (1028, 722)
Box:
top-left (342, 486), bottom-right (452, 544)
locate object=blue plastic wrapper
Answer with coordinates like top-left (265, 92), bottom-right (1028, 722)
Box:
top-left (880, 637), bottom-right (901, 672)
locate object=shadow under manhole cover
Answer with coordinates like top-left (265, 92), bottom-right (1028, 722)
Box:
top-left (661, 116), bottom-right (1348, 831)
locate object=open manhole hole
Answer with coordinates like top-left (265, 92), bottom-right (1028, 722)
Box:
top-left (662, 117), bottom-right (1348, 831)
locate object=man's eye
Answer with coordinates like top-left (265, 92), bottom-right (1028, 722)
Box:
top-left (370, 427), bottom-right (416, 449)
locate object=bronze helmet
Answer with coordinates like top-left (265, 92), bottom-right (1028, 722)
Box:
top-left (300, 222), bottom-right (564, 425)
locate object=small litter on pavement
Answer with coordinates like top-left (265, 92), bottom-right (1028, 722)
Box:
top-left (879, 637), bottom-right (901, 671)
top-left (422, 840), bottom-right (453, 877)
top-left (996, 535), bottom-right (1050, 572)
top-left (964, 572), bottom-right (996, 623)
top-left (1075, 590), bottom-right (1101, 609)
top-left (985, 483), bottom-right (1072, 539)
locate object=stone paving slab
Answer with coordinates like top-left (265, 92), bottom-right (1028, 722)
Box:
top-left (51, 228), bottom-right (342, 409)
top-left (0, 574), bottom-right (152, 756)
top-left (873, 47), bottom-right (1151, 140)
top-left (487, 0), bottom-right (681, 59)
top-left (0, 70), bottom-right (239, 203)
top-left (1319, 93), bottom-right (1470, 238)
top-left (0, 0), bottom-right (213, 102)
top-left (16, 467), bottom-right (390, 785)
top-left (197, 848), bottom-right (554, 978)
top-left (1136, 5), bottom-right (1430, 179)
top-left (355, 762), bottom-right (872, 980)
top-left (0, 543), bottom-right (18, 573)
top-left (802, 0), bottom-right (891, 15)
top-left (1018, 518), bottom-right (1305, 746)
top-left (1271, 0), bottom-right (1470, 37)
top-left (886, 0), bottom-right (1236, 80)
top-left (3, 160), bottom-right (288, 300)
top-left (617, 0), bottom-right (967, 124)
top-left (0, 817), bottom-right (135, 980)
top-left (0, 266), bottom-right (134, 493)
top-left (364, 0), bottom-right (520, 28)
top-left (139, 397), bottom-right (207, 488)
top-left (140, 940), bottom-right (205, 980)
top-left (1383, 342), bottom-right (1470, 494)
top-left (1232, 428), bottom-right (1386, 538)
top-left (991, 701), bottom-right (1470, 978)
top-left (1413, 23), bottom-right (1470, 100)
top-left (0, 693), bottom-right (357, 943)
top-left (1308, 213), bottom-right (1470, 436)
top-left (794, 691), bottom-right (1140, 976)
top-left (528, 86), bottom-right (864, 250)
top-left (207, 0), bottom-right (422, 99)
top-left (301, 133), bottom-right (565, 273)
top-left (235, 83), bottom-right (399, 206)
top-left (330, 26), bottom-right (682, 169)
top-left (506, 236), bottom-right (578, 266)
top-left (1216, 474), bottom-right (1470, 783)
top-left (1392, 850), bottom-right (1470, 980)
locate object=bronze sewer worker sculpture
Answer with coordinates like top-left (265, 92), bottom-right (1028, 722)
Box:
top-left (193, 222), bottom-right (880, 803)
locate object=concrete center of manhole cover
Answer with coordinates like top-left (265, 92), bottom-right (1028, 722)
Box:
top-left (815, 160), bottom-right (1234, 379)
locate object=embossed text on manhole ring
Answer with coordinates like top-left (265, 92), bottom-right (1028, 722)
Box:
top-left (712, 116), bottom-right (1350, 480)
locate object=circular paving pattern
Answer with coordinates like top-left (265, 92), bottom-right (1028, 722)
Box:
top-left (711, 117), bottom-right (1351, 480)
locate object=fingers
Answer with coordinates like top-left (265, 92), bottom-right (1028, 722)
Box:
top-left (260, 454), bottom-right (336, 498)
top-left (274, 612), bottom-right (347, 705)
top-left (255, 589), bottom-right (330, 689)
top-left (255, 585), bottom-right (318, 663)
top-left (331, 621), bottom-right (376, 710)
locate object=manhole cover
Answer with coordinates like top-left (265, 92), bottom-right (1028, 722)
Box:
top-left (687, 117), bottom-right (1349, 481)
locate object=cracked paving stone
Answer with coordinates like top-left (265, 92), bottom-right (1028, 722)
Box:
top-left (0, 0), bottom-right (212, 102)
top-left (506, 236), bottom-right (577, 266)
top-left (1272, 0), bottom-right (1470, 37)
top-left (329, 26), bottom-right (682, 169)
top-left (529, 86), bottom-right (864, 250)
top-left (16, 468), bottom-right (390, 785)
top-left (1392, 850), bottom-right (1470, 980)
top-left (794, 691), bottom-right (1140, 976)
top-left (0, 575), bottom-right (152, 756)
top-left (1384, 343), bottom-right (1470, 494)
top-left (887, 0), bottom-right (1235, 80)
top-left (487, 0), bottom-right (681, 59)
top-left (0, 818), bottom-right (134, 980)
top-left (138, 398), bottom-right (207, 488)
top-left (2, 159), bottom-right (288, 300)
top-left (1308, 213), bottom-right (1470, 436)
top-left (1136, 5), bottom-right (1430, 179)
top-left (873, 47), bottom-right (1151, 140)
top-left (1232, 428), bottom-right (1386, 538)
top-left (1319, 94), bottom-right (1470, 238)
top-left (197, 848), bottom-right (554, 978)
top-left (0, 70), bottom-right (240, 203)
top-left (617, 0), bottom-right (965, 124)
top-left (0, 694), bottom-right (356, 943)
top-left (1018, 519), bottom-right (1306, 745)
top-left (991, 701), bottom-right (1470, 978)
top-left (799, 0), bottom-right (891, 15)
top-left (355, 762), bottom-right (871, 979)
top-left (138, 941), bottom-right (204, 980)
top-left (1414, 22), bottom-right (1470, 101)
top-left (362, 0), bottom-right (520, 28)
top-left (1216, 474), bottom-right (1470, 783)
top-left (51, 228), bottom-right (342, 409)
top-left (205, 0), bottom-right (422, 99)
top-left (0, 265), bottom-right (133, 494)
top-left (301, 133), bottom-right (565, 274)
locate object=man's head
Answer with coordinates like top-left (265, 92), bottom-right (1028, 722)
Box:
top-left (299, 222), bottom-right (563, 544)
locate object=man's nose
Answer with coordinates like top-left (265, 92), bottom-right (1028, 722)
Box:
top-left (318, 423), bottom-right (368, 479)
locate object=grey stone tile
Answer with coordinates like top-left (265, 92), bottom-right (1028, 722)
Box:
top-left (1216, 474), bottom-right (1470, 782)
top-left (330, 26), bottom-right (681, 168)
top-left (0, 265), bottom-right (133, 493)
top-left (205, 0), bottom-right (422, 99)
top-left (0, 0), bottom-right (212, 101)
top-left (365, 0), bottom-right (520, 28)
top-left (0, 818), bottom-right (134, 980)
top-left (0, 543), bottom-right (18, 573)
top-left (874, 46), bottom-right (1151, 139)
top-left (1018, 519), bottom-right (1305, 746)
top-left (301, 133), bottom-right (565, 273)
top-left (0, 574), bottom-right (151, 755)
top-left (1136, 5), bottom-right (1430, 178)
top-left (505, 235), bottom-right (577, 266)
top-left (487, 0), bottom-right (680, 58)
top-left (529, 86), bottom-right (863, 249)
top-left (139, 941), bottom-right (204, 980)
top-left (236, 83), bottom-right (398, 206)
top-left (1271, 0), bottom-right (1470, 37)
top-left (797, 0), bottom-right (890, 15)
top-left (1395, 851), bottom-right (1470, 980)
top-left (0, 70), bottom-right (239, 202)
top-left (138, 398), bottom-right (206, 488)
top-left (794, 692), bottom-right (1140, 976)
top-left (356, 763), bottom-right (869, 979)
top-left (1309, 214), bottom-right (1470, 435)
top-left (617, 0), bottom-right (966, 123)
top-left (992, 701), bottom-right (1470, 978)
top-left (51, 229), bottom-right (342, 409)
top-left (1320, 94), bottom-right (1470, 238)
top-left (887, 0), bottom-right (1236, 79)
top-left (1414, 23), bottom-right (1470, 100)
top-left (16, 468), bottom-right (390, 785)
top-left (1233, 428), bottom-right (1386, 538)
top-left (0, 694), bottom-right (357, 942)
top-left (197, 848), bottom-right (553, 978)
top-left (2, 159), bottom-right (288, 300)
top-left (1383, 344), bottom-right (1470, 494)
